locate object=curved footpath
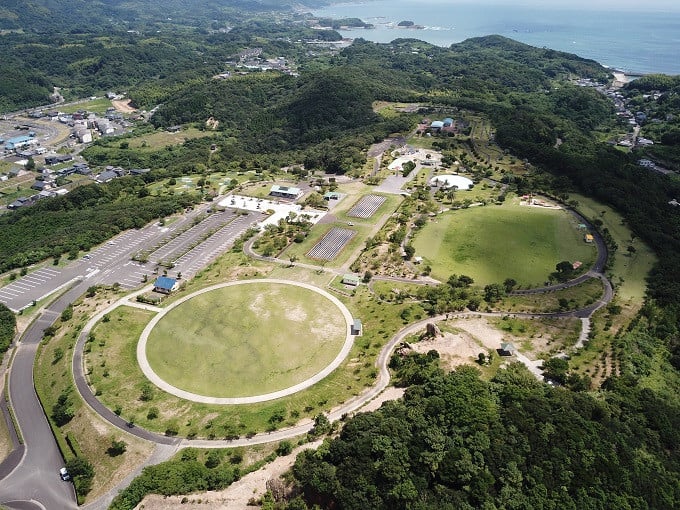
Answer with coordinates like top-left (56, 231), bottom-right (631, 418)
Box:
top-left (1, 204), bottom-right (615, 510)
top-left (135, 279), bottom-right (355, 404)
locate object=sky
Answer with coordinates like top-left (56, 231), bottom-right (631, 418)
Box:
top-left (351, 0), bottom-right (680, 12)
top-left (452, 0), bottom-right (680, 11)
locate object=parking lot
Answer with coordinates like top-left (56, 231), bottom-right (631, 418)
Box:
top-left (148, 211), bottom-right (240, 265)
top-left (170, 212), bottom-right (260, 279)
top-left (0, 268), bottom-right (73, 312)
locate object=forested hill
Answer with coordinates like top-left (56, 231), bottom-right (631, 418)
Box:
top-left (149, 36), bottom-right (610, 145)
top-left (0, 0), bottom-right (329, 32)
top-left (293, 359), bottom-right (680, 509)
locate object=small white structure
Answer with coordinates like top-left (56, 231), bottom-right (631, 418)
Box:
top-left (429, 174), bottom-right (473, 190)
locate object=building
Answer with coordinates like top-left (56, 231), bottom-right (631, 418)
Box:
top-left (96, 170), bottom-right (119, 183)
top-left (31, 180), bottom-right (52, 191)
top-left (323, 191), bottom-right (340, 200)
top-left (584, 234), bottom-right (594, 243)
top-left (7, 197), bottom-right (33, 209)
top-left (351, 318), bottom-right (363, 336)
top-left (4, 135), bottom-right (34, 151)
top-left (342, 274), bottom-right (361, 286)
top-left (153, 276), bottom-right (178, 294)
top-left (498, 342), bottom-right (517, 356)
top-left (270, 185), bottom-right (302, 200)
top-left (45, 154), bottom-right (73, 165)
top-left (76, 130), bottom-right (93, 143)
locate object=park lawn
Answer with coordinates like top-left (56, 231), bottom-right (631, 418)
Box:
top-left (58, 97), bottom-right (113, 115)
top-left (333, 192), bottom-right (401, 224)
top-left (85, 304), bottom-right (379, 438)
top-left (568, 193), bottom-right (656, 303)
top-left (84, 277), bottom-right (411, 439)
top-left (145, 282), bottom-right (347, 397)
top-left (413, 203), bottom-right (595, 287)
top-left (280, 222), bottom-right (367, 269)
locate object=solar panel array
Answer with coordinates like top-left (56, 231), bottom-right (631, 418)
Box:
top-left (307, 228), bottom-right (356, 260)
top-left (347, 195), bottom-right (386, 219)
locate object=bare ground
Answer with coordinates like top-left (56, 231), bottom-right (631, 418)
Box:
top-left (112, 99), bottom-right (137, 113)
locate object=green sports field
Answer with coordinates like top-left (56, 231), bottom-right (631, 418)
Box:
top-left (145, 283), bottom-right (347, 397)
top-left (412, 204), bottom-right (595, 287)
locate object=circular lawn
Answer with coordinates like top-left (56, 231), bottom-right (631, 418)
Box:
top-left (412, 204), bottom-right (595, 287)
top-left (144, 281), bottom-right (348, 398)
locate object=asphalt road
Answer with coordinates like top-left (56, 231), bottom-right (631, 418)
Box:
top-left (0, 201), bottom-right (261, 508)
top-left (0, 197), bottom-right (615, 509)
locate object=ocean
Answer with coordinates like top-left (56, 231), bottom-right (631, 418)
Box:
top-left (311, 1), bottom-right (680, 75)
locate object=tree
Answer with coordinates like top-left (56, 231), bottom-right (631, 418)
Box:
top-left (503, 278), bottom-right (517, 292)
top-left (107, 439), bottom-right (127, 456)
top-left (542, 357), bottom-right (569, 384)
top-left (484, 283), bottom-right (506, 303)
top-left (310, 413), bottom-right (331, 438)
top-left (554, 260), bottom-right (574, 282)
top-left (627, 245), bottom-right (636, 256)
top-left (65, 457), bottom-right (95, 498)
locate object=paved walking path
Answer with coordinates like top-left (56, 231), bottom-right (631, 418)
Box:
top-left (135, 279), bottom-right (355, 404)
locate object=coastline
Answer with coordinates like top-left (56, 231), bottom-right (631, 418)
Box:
top-left (308, 0), bottom-right (680, 76)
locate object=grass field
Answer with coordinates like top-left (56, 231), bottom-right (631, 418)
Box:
top-left (145, 283), bottom-right (347, 397)
top-left (568, 193), bottom-right (656, 302)
top-left (412, 203), bottom-right (595, 286)
top-left (58, 97), bottom-right (113, 115)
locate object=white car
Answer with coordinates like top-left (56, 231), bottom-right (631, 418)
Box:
top-left (59, 467), bottom-right (70, 481)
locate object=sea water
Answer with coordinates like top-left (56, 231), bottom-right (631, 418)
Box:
top-left (311, 0), bottom-right (680, 75)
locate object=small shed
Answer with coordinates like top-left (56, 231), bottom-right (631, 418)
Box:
top-left (351, 318), bottom-right (362, 336)
top-left (584, 234), bottom-right (594, 243)
top-left (498, 342), bottom-right (517, 356)
top-left (342, 274), bottom-right (361, 286)
top-left (323, 191), bottom-right (340, 200)
top-left (153, 276), bottom-right (178, 294)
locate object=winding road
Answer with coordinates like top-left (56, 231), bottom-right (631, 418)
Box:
top-left (0, 200), bottom-right (615, 509)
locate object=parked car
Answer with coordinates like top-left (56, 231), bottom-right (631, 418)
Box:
top-left (59, 467), bottom-right (70, 481)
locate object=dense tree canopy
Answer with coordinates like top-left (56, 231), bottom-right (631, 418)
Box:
top-left (293, 360), bottom-right (680, 509)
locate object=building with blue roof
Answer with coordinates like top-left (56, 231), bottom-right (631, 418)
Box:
top-left (153, 276), bottom-right (178, 294)
top-left (5, 135), bottom-right (34, 151)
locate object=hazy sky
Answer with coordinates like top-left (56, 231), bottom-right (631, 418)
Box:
top-left (455, 0), bottom-right (680, 11)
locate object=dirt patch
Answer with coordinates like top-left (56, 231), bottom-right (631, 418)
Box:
top-left (359, 386), bottom-right (405, 413)
top-left (135, 441), bottom-right (322, 510)
top-left (412, 330), bottom-right (485, 369)
top-left (285, 304), bottom-right (307, 322)
top-left (112, 99), bottom-right (136, 113)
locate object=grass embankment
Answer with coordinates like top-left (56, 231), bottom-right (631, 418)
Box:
top-left (568, 193), bottom-right (656, 303)
top-left (498, 278), bottom-right (605, 313)
top-left (413, 203), bottom-right (595, 287)
top-left (145, 282), bottom-right (347, 397)
top-left (0, 397), bottom-right (11, 463)
top-left (33, 289), bottom-right (155, 504)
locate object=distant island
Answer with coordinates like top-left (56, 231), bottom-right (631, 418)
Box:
top-left (398, 20), bottom-right (424, 29)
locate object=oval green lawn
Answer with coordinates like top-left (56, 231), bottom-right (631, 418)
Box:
top-left (145, 283), bottom-right (346, 397)
top-left (412, 204), bottom-right (596, 287)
